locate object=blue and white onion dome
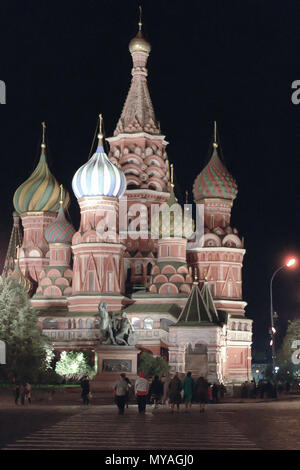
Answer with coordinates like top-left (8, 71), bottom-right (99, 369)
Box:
top-left (72, 115), bottom-right (127, 200)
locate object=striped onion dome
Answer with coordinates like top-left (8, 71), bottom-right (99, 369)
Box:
top-left (13, 150), bottom-right (70, 214)
top-left (72, 144), bottom-right (127, 199)
top-left (45, 207), bottom-right (75, 244)
top-left (193, 145), bottom-right (238, 202)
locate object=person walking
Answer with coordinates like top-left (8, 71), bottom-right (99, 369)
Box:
top-left (219, 383), bottom-right (226, 400)
top-left (80, 375), bottom-right (90, 405)
top-left (25, 382), bottom-right (32, 405)
top-left (250, 380), bottom-right (257, 398)
top-left (194, 376), bottom-right (209, 413)
top-left (212, 383), bottom-right (219, 403)
top-left (257, 379), bottom-right (265, 399)
top-left (114, 373), bottom-right (129, 415)
top-left (124, 375), bottom-right (132, 409)
top-left (14, 383), bottom-right (20, 405)
top-left (182, 372), bottom-right (194, 412)
top-left (149, 375), bottom-right (163, 409)
top-left (135, 371), bottom-right (149, 414)
top-left (168, 372), bottom-right (182, 413)
top-left (162, 374), bottom-right (171, 407)
top-left (20, 383), bottom-right (26, 405)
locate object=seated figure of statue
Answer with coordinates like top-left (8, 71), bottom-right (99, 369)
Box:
top-left (114, 312), bottom-right (134, 345)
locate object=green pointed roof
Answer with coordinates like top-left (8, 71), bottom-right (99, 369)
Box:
top-left (176, 282), bottom-right (220, 325)
top-left (201, 282), bottom-right (219, 323)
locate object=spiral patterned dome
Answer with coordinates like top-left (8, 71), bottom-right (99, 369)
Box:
top-left (45, 207), bottom-right (75, 244)
top-left (72, 145), bottom-right (127, 199)
top-left (13, 150), bottom-right (70, 214)
top-left (193, 145), bottom-right (238, 202)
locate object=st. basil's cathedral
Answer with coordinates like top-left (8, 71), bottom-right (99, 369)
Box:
top-left (2, 20), bottom-right (252, 385)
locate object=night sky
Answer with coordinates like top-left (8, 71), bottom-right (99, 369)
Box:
top-left (0, 0), bottom-right (299, 358)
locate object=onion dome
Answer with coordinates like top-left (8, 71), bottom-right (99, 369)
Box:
top-left (13, 122), bottom-right (70, 214)
top-left (72, 115), bottom-right (127, 200)
top-left (45, 186), bottom-right (75, 244)
top-left (129, 31), bottom-right (151, 54)
top-left (151, 164), bottom-right (194, 239)
top-left (193, 128), bottom-right (238, 202)
top-left (129, 7), bottom-right (151, 54)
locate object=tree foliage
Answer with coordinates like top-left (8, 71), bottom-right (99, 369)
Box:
top-left (138, 352), bottom-right (169, 377)
top-left (55, 351), bottom-right (95, 380)
top-left (0, 277), bottom-right (52, 382)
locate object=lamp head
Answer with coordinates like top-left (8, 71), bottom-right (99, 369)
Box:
top-left (285, 257), bottom-right (297, 268)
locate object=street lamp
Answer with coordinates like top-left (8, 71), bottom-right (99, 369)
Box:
top-left (270, 256), bottom-right (297, 388)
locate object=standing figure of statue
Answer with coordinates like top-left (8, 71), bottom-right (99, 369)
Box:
top-left (98, 301), bottom-right (116, 345)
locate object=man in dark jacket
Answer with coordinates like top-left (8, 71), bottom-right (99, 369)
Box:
top-left (149, 375), bottom-right (163, 408)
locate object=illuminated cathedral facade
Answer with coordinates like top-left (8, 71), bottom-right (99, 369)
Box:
top-left (2, 22), bottom-right (252, 384)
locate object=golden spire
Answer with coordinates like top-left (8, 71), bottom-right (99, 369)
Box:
top-left (59, 184), bottom-right (64, 208)
top-left (97, 114), bottom-right (103, 147)
top-left (213, 121), bottom-right (218, 149)
top-left (41, 122), bottom-right (46, 149)
top-left (138, 5), bottom-right (142, 31)
top-left (170, 163), bottom-right (174, 190)
top-left (129, 5), bottom-right (151, 54)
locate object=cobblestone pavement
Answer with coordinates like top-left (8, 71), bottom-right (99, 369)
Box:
top-left (2, 405), bottom-right (258, 450)
top-left (2, 400), bottom-right (300, 450)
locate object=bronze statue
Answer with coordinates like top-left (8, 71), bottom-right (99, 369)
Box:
top-left (97, 302), bottom-right (137, 346)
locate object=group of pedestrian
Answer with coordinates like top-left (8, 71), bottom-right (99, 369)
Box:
top-left (14, 382), bottom-right (31, 405)
top-left (113, 371), bottom-right (227, 415)
top-left (241, 379), bottom-right (291, 399)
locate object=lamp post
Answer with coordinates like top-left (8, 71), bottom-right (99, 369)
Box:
top-left (270, 257), bottom-right (297, 392)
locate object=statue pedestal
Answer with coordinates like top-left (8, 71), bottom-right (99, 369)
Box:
top-left (92, 345), bottom-right (139, 392)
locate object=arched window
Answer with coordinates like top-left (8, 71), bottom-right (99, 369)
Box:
top-left (68, 319), bottom-right (72, 330)
top-left (78, 319), bottom-right (83, 329)
top-left (86, 319), bottom-right (92, 329)
top-left (232, 322), bottom-right (236, 330)
top-left (144, 317), bottom-right (153, 330)
top-left (238, 322), bottom-right (242, 331)
top-left (132, 317), bottom-right (142, 329)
